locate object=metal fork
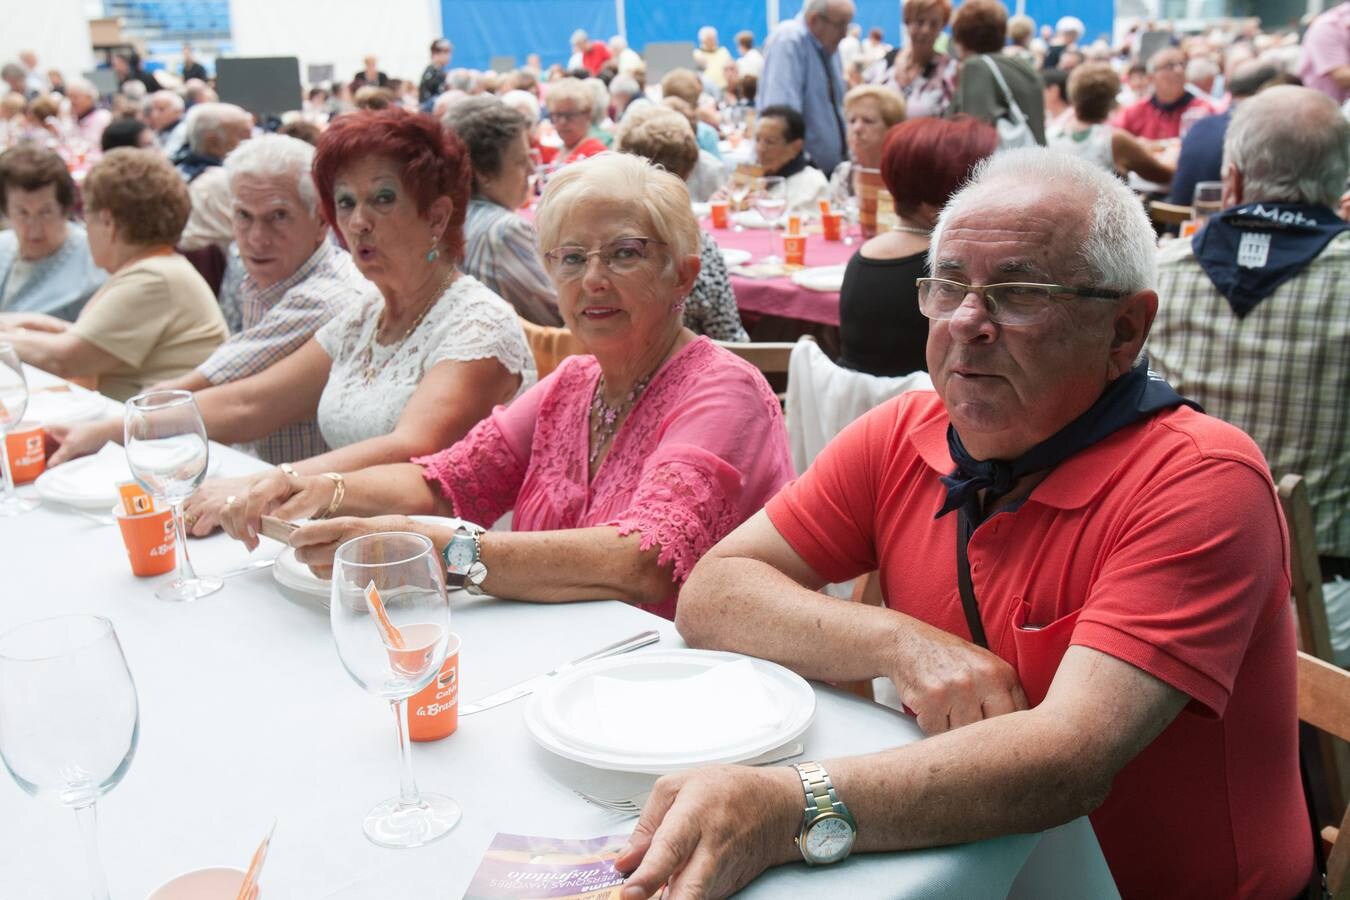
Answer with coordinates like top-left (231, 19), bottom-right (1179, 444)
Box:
top-left (573, 742), bottom-right (806, 816)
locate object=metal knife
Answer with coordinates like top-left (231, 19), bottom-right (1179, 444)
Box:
top-left (460, 630), bottom-right (661, 716)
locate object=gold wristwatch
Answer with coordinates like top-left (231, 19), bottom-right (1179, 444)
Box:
top-left (793, 761), bottom-right (857, 865)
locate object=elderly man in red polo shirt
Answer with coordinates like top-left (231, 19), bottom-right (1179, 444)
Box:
top-left (614, 148), bottom-right (1310, 899)
top-left (1115, 46), bottom-right (1216, 140)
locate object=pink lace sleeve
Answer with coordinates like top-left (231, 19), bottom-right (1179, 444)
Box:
top-left (412, 381), bottom-right (543, 526)
top-left (609, 444), bottom-right (745, 584)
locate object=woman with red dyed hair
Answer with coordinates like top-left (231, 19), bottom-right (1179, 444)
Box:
top-left (836, 116), bottom-right (998, 376)
top-left (155, 108), bottom-right (537, 534)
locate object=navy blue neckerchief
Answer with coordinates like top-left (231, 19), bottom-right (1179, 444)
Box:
top-left (774, 152), bottom-right (811, 180)
top-left (1192, 202), bottom-right (1349, 318)
top-left (935, 362), bottom-right (1201, 522)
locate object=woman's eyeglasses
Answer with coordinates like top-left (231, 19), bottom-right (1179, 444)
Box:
top-left (544, 237), bottom-right (667, 279)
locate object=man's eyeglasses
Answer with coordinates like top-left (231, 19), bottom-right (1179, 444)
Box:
top-left (544, 237), bottom-right (667, 279)
top-left (915, 277), bottom-right (1126, 326)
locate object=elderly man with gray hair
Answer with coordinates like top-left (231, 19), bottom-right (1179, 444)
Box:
top-left (616, 148), bottom-right (1309, 898)
top-left (178, 102), bottom-right (254, 250)
top-left (1150, 85), bottom-right (1350, 584)
top-left (51, 134), bottom-right (364, 465)
top-left (145, 89), bottom-right (187, 157)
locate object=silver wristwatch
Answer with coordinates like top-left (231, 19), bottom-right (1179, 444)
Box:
top-left (442, 524), bottom-right (488, 595)
top-left (793, 761), bottom-right (857, 866)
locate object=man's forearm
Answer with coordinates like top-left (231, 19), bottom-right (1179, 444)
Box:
top-left (677, 554), bottom-right (910, 685)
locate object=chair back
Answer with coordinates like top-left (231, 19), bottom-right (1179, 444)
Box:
top-left (518, 318), bottom-right (586, 379)
top-left (714, 340), bottom-right (796, 375)
top-left (1299, 651), bottom-right (1350, 898)
top-left (1148, 200), bottom-right (1192, 227)
top-left (786, 336), bottom-right (933, 474)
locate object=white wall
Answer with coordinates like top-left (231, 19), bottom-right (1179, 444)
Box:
top-left (229, 0), bottom-right (437, 88)
top-left (0, 0), bottom-right (94, 89)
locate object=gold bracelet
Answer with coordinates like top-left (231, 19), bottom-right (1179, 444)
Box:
top-left (318, 472), bottom-right (345, 518)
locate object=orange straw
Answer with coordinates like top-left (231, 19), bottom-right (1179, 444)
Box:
top-left (365, 581), bottom-right (406, 649)
top-left (235, 820), bottom-right (276, 900)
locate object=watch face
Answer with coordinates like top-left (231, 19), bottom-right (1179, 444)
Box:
top-left (805, 815), bottom-right (855, 864)
top-left (444, 536), bottom-right (475, 574)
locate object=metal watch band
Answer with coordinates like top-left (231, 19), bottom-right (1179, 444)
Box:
top-left (795, 761), bottom-right (844, 819)
top-left (464, 531), bottom-right (487, 595)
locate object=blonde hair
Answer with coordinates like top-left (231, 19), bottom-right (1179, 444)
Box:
top-left (535, 151), bottom-right (699, 263)
top-left (614, 105), bottom-right (699, 181)
top-left (843, 85), bottom-right (907, 126)
top-left (545, 77), bottom-right (593, 114)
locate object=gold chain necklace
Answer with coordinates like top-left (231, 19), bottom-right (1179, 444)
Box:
top-left (358, 269), bottom-right (456, 384)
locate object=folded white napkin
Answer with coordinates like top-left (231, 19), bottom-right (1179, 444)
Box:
top-left (21, 390), bottom-right (107, 427)
top-left (42, 442), bottom-right (132, 501)
top-left (583, 659), bottom-right (782, 756)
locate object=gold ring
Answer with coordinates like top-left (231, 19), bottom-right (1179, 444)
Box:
top-left (185, 512), bottom-right (198, 526)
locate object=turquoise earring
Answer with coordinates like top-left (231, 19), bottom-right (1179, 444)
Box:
top-left (426, 248), bottom-right (439, 262)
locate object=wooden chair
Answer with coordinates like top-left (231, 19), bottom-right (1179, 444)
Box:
top-left (714, 340), bottom-right (797, 376)
top-left (517, 318), bottom-right (586, 379)
top-left (1279, 474), bottom-right (1349, 819)
top-left (1148, 200), bottom-right (1191, 227)
top-left (1298, 651), bottom-right (1350, 898)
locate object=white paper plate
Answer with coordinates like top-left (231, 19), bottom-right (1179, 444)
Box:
top-left (34, 444), bottom-right (220, 509)
top-left (731, 210), bottom-right (776, 230)
top-left (525, 649), bottom-right (815, 773)
top-left (790, 265), bottom-right (846, 293)
top-left (19, 389), bottom-right (109, 427)
top-left (273, 515), bottom-right (472, 601)
top-left (720, 248), bottom-right (753, 268)
top-left (691, 202), bottom-right (710, 219)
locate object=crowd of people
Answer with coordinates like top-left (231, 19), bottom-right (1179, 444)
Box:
top-left (2, 0), bottom-right (1348, 896)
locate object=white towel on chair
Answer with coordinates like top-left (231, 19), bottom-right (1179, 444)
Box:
top-left (786, 338), bottom-right (933, 475)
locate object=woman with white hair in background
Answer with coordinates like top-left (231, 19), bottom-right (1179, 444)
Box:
top-left (444, 95), bottom-right (563, 326)
top-left (615, 105), bottom-right (747, 341)
top-left (217, 152), bottom-right (790, 621)
top-left (63, 78), bottom-right (111, 149)
top-left (545, 77), bottom-right (608, 164)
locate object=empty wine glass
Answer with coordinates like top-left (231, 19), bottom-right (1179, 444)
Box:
top-left (331, 531), bottom-right (457, 848)
top-left (0, 343), bottom-right (39, 516)
top-left (751, 175), bottom-right (788, 265)
top-left (0, 614), bottom-right (139, 900)
top-left (124, 390), bottom-right (221, 602)
top-left (728, 178), bottom-right (753, 232)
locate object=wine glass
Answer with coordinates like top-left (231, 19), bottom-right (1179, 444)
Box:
top-left (0, 342), bottom-right (39, 516)
top-left (331, 531), bottom-right (457, 848)
top-left (0, 614), bottom-right (139, 900)
top-left (751, 175), bottom-right (788, 266)
top-left (728, 178), bottom-right (753, 232)
top-left (123, 390), bottom-right (221, 602)
top-left (1191, 181), bottom-right (1225, 227)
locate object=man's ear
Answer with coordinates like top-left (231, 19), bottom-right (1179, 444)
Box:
top-left (1109, 290), bottom-right (1158, 376)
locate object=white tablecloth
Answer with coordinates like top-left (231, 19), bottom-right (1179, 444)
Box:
top-left (1, 369), bottom-right (1118, 898)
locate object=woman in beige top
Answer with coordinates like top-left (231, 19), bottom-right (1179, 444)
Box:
top-left (0, 148), bottom-right (227, 400)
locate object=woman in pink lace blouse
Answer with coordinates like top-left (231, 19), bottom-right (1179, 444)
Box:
top-left (221, 152), bottom-right (793, 620)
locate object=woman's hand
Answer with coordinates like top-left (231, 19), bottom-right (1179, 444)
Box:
top-left (0, 312), bottom-right (69, 334)
top-left (45, 417), bottom-right (122, 466)
top-left (183, 474), bottom-right (264, 537)
top-left (289, 515), bottom-right (435, 580)
top-left (216, 469), bottom-right (337, 550)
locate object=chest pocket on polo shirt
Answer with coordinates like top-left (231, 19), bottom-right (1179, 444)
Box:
top-left (1009, 601), bottom-right (1081, 707)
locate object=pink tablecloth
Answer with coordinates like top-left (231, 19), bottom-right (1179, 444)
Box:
top-left (706, 223), bottom-right (855, 327)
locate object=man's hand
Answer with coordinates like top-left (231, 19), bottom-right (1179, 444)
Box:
top-left (45, 417), bottom-right (122, 466)
top-left (615, 764), bottom-right (802, 900)
top-left (0, 312), bottom-right (69, 333)
top-left (289, 515), bottom-right (431, 580)
top-left (888, 615), bottom-right (1029, 734)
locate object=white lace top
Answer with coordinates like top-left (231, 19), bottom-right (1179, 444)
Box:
top-left (314, 273), bottom-right (536, 449)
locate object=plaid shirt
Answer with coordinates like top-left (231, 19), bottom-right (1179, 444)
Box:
top-left (197, 241), bottom-right (364, 464)
top-left (1148, 231), bottom-right (1350, 558)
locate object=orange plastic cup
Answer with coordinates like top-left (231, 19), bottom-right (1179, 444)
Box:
top-left (408, 632), bottom-right (460, 742)
top-left (5, 425), bottom-right (45, 485)
top-left (709, 200), bottom-right (729, 229)
top-left (113, 504), bottom-right (176, 577)
top-left (821, 213), bottom-right (843, 242)
top-left (783, 233), bottom-right (807, 268)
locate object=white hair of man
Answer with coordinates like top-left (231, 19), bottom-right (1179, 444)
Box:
top-left (610, 35), bottom-right (629, 52)
top-left (222, 133), bottom-right (318, 215)
top-left (803, 0), bottom-right (833, 16)
top-left (610, 74), bottom-right (641, 101)
top-left (151, 89), bottom-right (185, 115)
top-left (65, 77), bottom-right (98, 100)
top-left (698, 26), bottom-right (718, 44)
top-left (1223, 84), bottom-right (1350, 208)
top-left (186, 101), bottom-right (249, 154)
top-left (1185, 57), bottom-right (1219, 84)
top-left (932, 148), bottom-right (1157, 294)
top-left (500, 88), bottom-right (540, 124)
